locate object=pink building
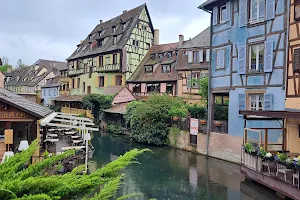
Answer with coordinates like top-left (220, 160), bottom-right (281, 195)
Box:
top-left (0, 72), bottom-right (4, 88)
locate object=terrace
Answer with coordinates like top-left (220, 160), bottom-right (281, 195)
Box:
top-left (239, 110), bottom-right (300, 200)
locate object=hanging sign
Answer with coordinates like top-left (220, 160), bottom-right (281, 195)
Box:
top-left (190, 118), bottom-right (199, 136)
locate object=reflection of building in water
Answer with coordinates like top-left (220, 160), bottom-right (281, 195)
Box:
top-left (189, 166), bottom-right (198, 188)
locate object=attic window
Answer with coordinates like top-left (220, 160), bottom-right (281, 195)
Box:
top-left (98, 39), bottom-right (104, 47)
top-left (162, 65), bottom-right (171, 73)
top-left (99, 31), bottom-right (102, 37)
top-left (112, 26), bottom-right (116, 33)
top-left (145, 65), bottom-right (153, 73)
top-left (89, 35), bottom-right (92, 40)
top-left (122, 23), bottom-right (126, 30)
top-left (158, 53), bottom-right (164, 59)
top-left (113, 36), bottom-right (117, 45)
top-left (150, 54), bottom-right (155, 59)
top-left (167, 52), bottom-right (172, 58)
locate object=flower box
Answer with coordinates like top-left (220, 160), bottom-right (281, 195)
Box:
top-left (214, 121), bottom-right (222, 127)
top-left (200, 120), bottom-right (207, 125)
top-left (172, 116), bottom-right (179, 121)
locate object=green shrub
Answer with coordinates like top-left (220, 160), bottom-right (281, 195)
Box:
top-left (107, 123), bottom-right (124, 135)
top-left (168, 106), bottom-right (188, 118)
top-left (49, 105), bottom-right (61, 112)
top-left (186, 104), bottom-right (207, 119)
top-left (214, 105), bottom-right (228, 121)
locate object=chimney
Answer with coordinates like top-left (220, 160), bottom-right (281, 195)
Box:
top-left (179, 34), bottom-right (184, 46)
top-left (100, 20), bottom-right (103, 24)
top-left (123, 10), bottom-right (127, 14)
top-left (6, 66), bottom-right (12, 73)
top-left (154, 29), bottom-right (159, 45)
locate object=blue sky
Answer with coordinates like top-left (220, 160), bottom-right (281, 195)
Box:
top-left (0, 0), bottom-right (210, 66)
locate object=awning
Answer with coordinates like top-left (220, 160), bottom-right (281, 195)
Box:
top-left (239, 109), bottom-right (300, 119)
top-left (103, 103), bottom-right (129, 115)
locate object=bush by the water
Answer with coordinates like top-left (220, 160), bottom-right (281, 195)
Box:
top-left (107, 123), bottom-right (124, 135)
top-left (126, 95), bottom-right (188, 145)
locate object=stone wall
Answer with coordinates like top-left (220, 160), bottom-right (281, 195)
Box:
top-left (168, 129), bottom-right (243, 164)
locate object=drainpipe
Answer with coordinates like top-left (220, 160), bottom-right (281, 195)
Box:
top-left (206, 11), bottom-right (213, 157)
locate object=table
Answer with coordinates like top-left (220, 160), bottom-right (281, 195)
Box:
top-left (61, 146), bottom-right (85, 151)
top-left (72, 140), bottom-right (83, 146)
top-left (47, 134), bottom-right (58, 138)
top-left (71, 136), bottom-right (81, 139)
top-left (44, 138), bottom-right (59, 143)
top-left (65, 131), bottom-right (76, 135)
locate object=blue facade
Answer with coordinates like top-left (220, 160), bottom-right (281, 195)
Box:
top-left (41, 86), bottom-right (59, 106)
top-left (208, 0), bottom-right (287, 137)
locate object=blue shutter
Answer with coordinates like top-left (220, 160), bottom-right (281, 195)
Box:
top-left (219, 50), bottom-right (225, 69)
top-left (187, 73), bottom-right (191, 89)
top-left (264, 93), bottom-right (273, 110)
top-left (239, 0), bottom-right (247, 27)
top-left (238, 94), bottom-right (246, 111)
top-left (213, 7), bottom-right (218, 25)
top-left (226, 1), bottom-right (231, 21)
top-left (266, 0), bottom-right (275, 20)
top-left (238, 46), bottom-right (246, 74)
top-left (264, 41), bottom-right (274, 73)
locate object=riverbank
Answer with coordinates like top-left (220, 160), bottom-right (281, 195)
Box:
top-left (91, 133), bottom-right (282, 200)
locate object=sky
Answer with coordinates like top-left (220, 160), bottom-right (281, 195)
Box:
top-left (0, 0), bottom-right (210, 67)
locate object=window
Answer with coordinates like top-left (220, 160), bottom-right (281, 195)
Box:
top-left (192, 73), bottom-right (200, 88)
top-left (113, 54), bottom-right (118, 64)
top-left (146, 43), bottom-right (150, 50)
top-left (113, 36), bottom-right (117, 45)
top-left (249, 94), bottom-right (264, 111)
top-left (112, 26), bottom-right (116, 33)
top-left (193, 51), bottom-right (199, 62)
top-left (190, 135), bottom-right (197, 145)
top-left (249, 43), bottom-right (264, 73)
top-left (145, 66), bottom-right (153, 73)
top-left (98, 39), bottom-right (103, 47)
top-left (83, 82), bottom-right (86, 93)
top-left (220, 4), bottom-right (227, 23)
top-left (77, 78), bottom-right (80, 88)
top-left (100, 56), bottom-right (103, 66)
top-left (250, 0), bottom-right (265, 23)
top-left (106, 56), bottom-right (110, 65)
top-left (87, 86), bottom-right (91, 94)
top-left (89, 35), bottom-right (92, 40)
top-left (162, 65), bottom-right (171, 73)
top-left (167, 52), bottom-right (172, 58)
top-left (150, 54), bottom-right (155, 59)
top-left (158, 53), bottom-right (164, 59)
top-left (99, 76), bottom-right (104, 87)
top-left (133, 84), bottom-right (141, 93)
top-left (72, 79), bottom-right (75, 88)
top-left (293, 48), bottom-right (300, 73)
top-left (166, 83), bottom-right (173, 94)
top-left (216, 49), bottom-right (225, 69)
top-left (122, 23), bottom-right (126, 30)
top-left (132, 39), bottom-right (139, 48)
top-left (147, 83), bottom-right (160, 93)
top-left (67, 83), bottom-right (69, 90)
top-left (295, 0), bottom-right (300, 20)
top-left (99, 31), bottom-right (102, 37)
top-left (116, 75), bottom-right (122, 85)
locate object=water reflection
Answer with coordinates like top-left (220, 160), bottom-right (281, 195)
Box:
top-left (91, 134), bottom-right (282, 200)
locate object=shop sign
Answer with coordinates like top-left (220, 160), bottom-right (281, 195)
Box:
top-left (190, 118), bottom-right (199, 135)
top-left (0, 111), bottom-right (26, 119)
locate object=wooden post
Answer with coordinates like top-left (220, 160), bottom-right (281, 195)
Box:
top-left (244, 129), bottom-right (248, 145)
top-left (264, 129), bottom-right (268, 152)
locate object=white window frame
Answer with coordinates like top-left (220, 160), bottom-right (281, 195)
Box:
top-left (145, 66), bottom-right (153, 73)
top-left (162, 65), bottom-right (171, 73)
top-left (220, 4), bottom-right (227, 23)
top-left (192, 73), bottom-right (200, 87)
top-left (248, 43), bottom-right (264, 73)
top-left (250, 0), bottom-right (265, 23)
top-left (249, 94), bottom-right (264, 111)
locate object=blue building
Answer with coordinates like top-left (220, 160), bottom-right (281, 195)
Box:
top-left (199, 0), bottom-right (288, 160)
top-left (41, 77), bottom-right (60, 106)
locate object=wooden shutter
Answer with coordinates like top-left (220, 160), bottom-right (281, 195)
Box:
top-left (266, 0), bottom-right (275, 20)
top-left (213, 7), bottom-right (218, 25)
top-left (226, 1), bottom-right (231, 21)
top-left (199, 50), bottom-right (203, 62)
top-left (264, 93), bottom-right (273, 110)
top-left (238, 46), bottom-right (246, 74)
top-left (187, 73), bottom-right (191, 88)
top-left (293, 48), bottom-right (300, 72)
top-left (239, 0), bottom-right (247, 27)
top-left (264, 41), bottom-right (274, 73)
top-left (188, 51), bottom-right (193, 63)
top-left (238, 94), bottom-right (246, 111)
top-left (206, 49), bottom-right (210, 62)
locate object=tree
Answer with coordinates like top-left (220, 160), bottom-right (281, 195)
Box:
top-left (17, 59), bottom-right (27, 68)
top-left (0, 140), bottom-right (149, 199)
top-left (2, 57), bottom-right (9, 65)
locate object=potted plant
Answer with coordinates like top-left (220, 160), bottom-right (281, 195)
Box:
top-left (258, 147), bottom-right (274, 161)
top-left (286, 158), bottom-right (295, 169)
top-left (276, 152), bottom-right (288, 165)
top-left (214, 121), bottom-right (222, 127)
top-left (243, 142), bottom-right (256, 155)
top-left (200, 119), bottom-right (207, 125)
top-left (295, 160), bottom-right (300, 170)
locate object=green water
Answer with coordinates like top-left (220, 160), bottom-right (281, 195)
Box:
top-left (91, 133), bottom-right (282, 200)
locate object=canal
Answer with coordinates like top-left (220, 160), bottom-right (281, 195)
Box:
top-left (91, 134), bottom-right (283, 200)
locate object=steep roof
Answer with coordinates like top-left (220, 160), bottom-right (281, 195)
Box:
top-left (0, 87), bottom-right (52, 118)
top-left (127, 42), bottom-right (179, 82)
top-left (179, 27), bottom-right (211, 49)
top-left (198, 0), bottom-right (224, 11)
top-left (34, 59), bottom-right (67, 71)
top-left (67, 4), bottom-right (153, 60)
top-left (41, 76), bottom-right (60, 88)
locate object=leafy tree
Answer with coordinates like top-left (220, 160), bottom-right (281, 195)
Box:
top-left (82, 93), bottom-right (114, 123)
top-left (0, 64), bottom-right (12, 73)
top-left (0, 140), bottom-right (149, 199)
top-left (126, 95), bottom-right (188, 145)
top-left (16, 59), bottom-right (27, 68)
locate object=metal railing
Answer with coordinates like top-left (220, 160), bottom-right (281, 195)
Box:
top-left (241, 150), bottom-right (300, 190)
top-left (68, 69), bottom-right (84, 76)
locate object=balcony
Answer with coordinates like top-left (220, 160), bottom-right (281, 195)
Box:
top-left (93, 64), bottom-right (120, 72)
top-left (68, 69), bottom-right (84, 77)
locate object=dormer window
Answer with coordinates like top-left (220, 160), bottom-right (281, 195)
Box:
top-left (167, 52), bottom-right (172, 58)
top-left (150, 54), bottom-right (155, 59)
top-left (122, 23), bottom-right (126, 30)
top-left (89, 34), bottom-right (92, 40)
top-left (145, 65), bottom-right (153, 73)
top-left (158, 53), bottom-right (164, 59)
top-left (113, 36), bottom-right (117, 45)
top-left (162, 65), bottom-right (171, 73)
top-left (99, 31), bottom-right (102, 37)
top-left (112, 26), bottom-right (116, 33)
top-left (98, 39), bottom-right (104, 47)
